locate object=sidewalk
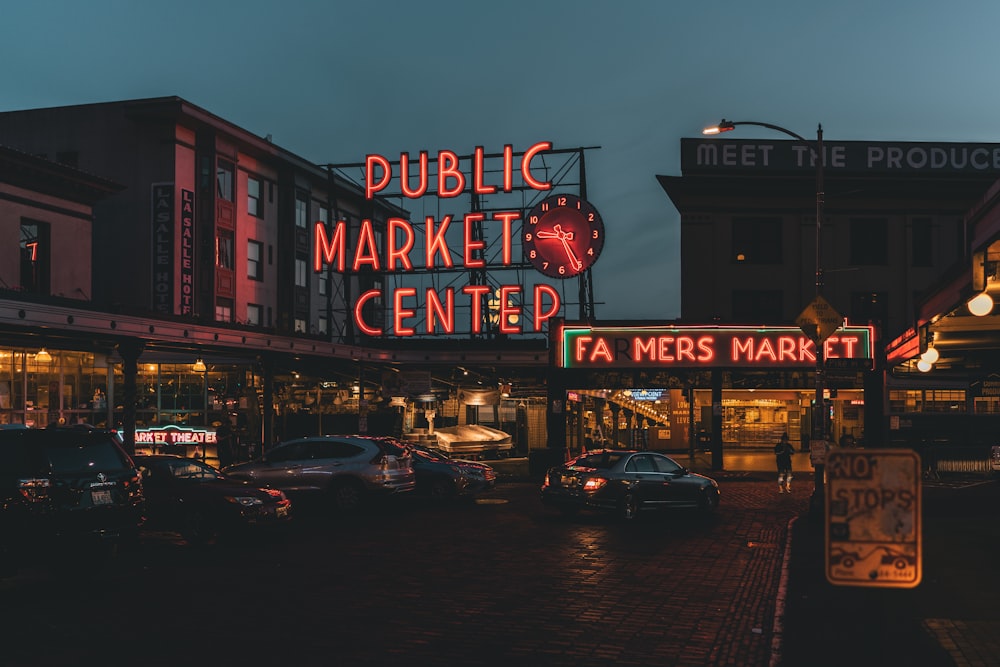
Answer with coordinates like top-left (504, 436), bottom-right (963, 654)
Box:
top-left (778, 474), bottom-right (1000, 667)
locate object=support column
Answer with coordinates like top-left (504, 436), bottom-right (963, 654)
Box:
top-left (711, 368), bottom-right (723, 470)
top-left (261, 355), bottom-right (274, 451)
top-left (115, 338), bottom-right (144, 456)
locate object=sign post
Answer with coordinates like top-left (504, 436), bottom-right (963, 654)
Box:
top-left (825, 449), bottom-right (921, 588)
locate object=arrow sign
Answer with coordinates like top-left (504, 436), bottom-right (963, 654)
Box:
top-left (796, 295), bottom-right (844, 343)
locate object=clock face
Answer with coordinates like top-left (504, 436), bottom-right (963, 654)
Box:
top-left (523, 194), bottom-right (605, 279)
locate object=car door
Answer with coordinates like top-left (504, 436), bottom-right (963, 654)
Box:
top-left (302, 439), bottom-right (368, 488)
top-left (623, 454), bottom-right (671, 508)
top-left (251, 442), bottom-right (310, 491)
top-left (651, 454), bottom-right (698, 506)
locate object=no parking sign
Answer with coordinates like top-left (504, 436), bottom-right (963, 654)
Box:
top-left (825, 449), bottom-right (921, 588)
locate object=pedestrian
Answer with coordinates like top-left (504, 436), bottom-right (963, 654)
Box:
top-left (775, 432), bottom-right (795, 493)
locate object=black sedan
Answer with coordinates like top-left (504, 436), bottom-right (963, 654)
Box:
top-left (541, 449), bottom-right (719, 520)
top-left (133, 455), bottom-right (291, 544)
top-left (408, 444), bottom-right (497, 500)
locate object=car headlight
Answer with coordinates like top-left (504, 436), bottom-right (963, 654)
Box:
top-left (225, 496), bottom-right (264, 507)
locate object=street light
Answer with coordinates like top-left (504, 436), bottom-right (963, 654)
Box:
top-left (703, 118), bottom-right (828, 511)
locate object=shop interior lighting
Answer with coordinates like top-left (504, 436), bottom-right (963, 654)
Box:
top-left (192, 357), bottom-right (207, 373)
top-left (968, 292), bottom-right (994, 317)
top-left (35, 347), bottom-right (52, 363)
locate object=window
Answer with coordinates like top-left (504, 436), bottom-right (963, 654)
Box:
top-left (19, 221), bottom-right (50, 295)
top-left (247, 303), bottom-right (263, 326)
top-left (216, 297), bottom-right (233, 323)
top-left (295, 193), bottom-right (309, 229)
top-left (889, 389), bottom-right (965, 413)
top-left (248, 176), bottom-right (263, 217)
top-left (248, 240), bottom-right (263, 280)
top-left (318, 206), bottom-right (329, 226)
top-left (851, 291), bottom-right (887, 327)
top-left (731, 217), bottom-right (782, 264)
top-left (318, 269), bottom-right (328, 296)
top-left (217, 160), bottom-right (234, 202)
top-left (295, 257), bottom-right (308, 288)
top-left (216, 230), bottom-right (234, 270)
top-left (217, 231), bottom-right (234, 270)
top-left (732, 290), bottom-right (783, 322)
top-left (850, 217), bottom-right (889, 265)
top-left (318, 316), bottom-right (328, 334)
top-left (294, 318), bottom-right (307, 333)
top-left (911, 218), bottom-right (932, 267)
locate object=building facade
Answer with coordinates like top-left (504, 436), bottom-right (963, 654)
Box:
top-left (658, 136), bottom-right (1000, 450)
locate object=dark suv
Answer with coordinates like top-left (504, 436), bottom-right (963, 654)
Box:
top-left (0, 427), bottom-right (145, 574)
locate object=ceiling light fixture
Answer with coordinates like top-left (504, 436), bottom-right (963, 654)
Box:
top-left (35, 347), bottom-right (52, 363)
top-left (968, 292), bottom-right (994, 317)
top-left (192, 357), bottom-right (207, 373)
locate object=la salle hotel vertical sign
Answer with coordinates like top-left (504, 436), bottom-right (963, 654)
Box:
top-left (313, 142), bottom-right (597, 337)
top-left (150, 184), bottom-right (195, 316)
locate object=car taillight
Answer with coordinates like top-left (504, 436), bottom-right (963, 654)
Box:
top-left (583, 477), bottom-right (608, 492)
top-left (18, 478), bottom-right (51, 502)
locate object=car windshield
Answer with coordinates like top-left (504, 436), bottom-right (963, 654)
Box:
top-left (412, 447), bottom-right (449, 462)
top-left (168, 460), bottom-right (222, 479)
top-left (43, 441), bottom-right (131, 474)
top-left (571, 452), bottom-right (627, 469)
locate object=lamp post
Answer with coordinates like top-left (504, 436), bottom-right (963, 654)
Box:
top-left (703, 119), bottom-right (827, 512)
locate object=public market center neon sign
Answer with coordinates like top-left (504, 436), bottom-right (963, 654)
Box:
top-left (314, 142), bottom-right (561, 337)
top-left (559, 325), bottom-right (875, 369)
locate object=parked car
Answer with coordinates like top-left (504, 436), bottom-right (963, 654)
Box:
top-left (0, 426), bottom-right (145, 574)
top-left (401, 441), bottom-right (497, 500)
top-left (223, 435), bottom-right (416, 512)
top-left (133, 454), bottom-right (291, 545)
top-left (540, 449), bottom-right (720, 520)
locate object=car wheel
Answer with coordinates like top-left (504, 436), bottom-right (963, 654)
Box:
top-left (699, 487), bottom-right (720, 512)
top-left (619, 493), bottom-right (639, 521)
top-left (182, 509), bottom-right (217, 545)
top-left (428, 477), bottom-right (454, 502)
top-left (329, 479), bottom-right (365, 513)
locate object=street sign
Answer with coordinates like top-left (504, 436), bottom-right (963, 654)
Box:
top-left (825, 449), bottom-right (921, 588)
top-left (796, 295), bottom-right (844, 343)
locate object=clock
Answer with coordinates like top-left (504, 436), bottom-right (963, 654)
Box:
top-left (523, 193), bottom-right (605, 279)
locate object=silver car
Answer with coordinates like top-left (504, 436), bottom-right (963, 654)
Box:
top-left (223, 436), bottom-right (415, 512)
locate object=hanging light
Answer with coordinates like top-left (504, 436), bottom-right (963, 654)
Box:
top-left (916, 358), bottom-right (933, 373)
top-left (968, 292), bottom-right (994, 317)
top-left (920, 346), bottom-right (939, 365)
top-left (192, 358), bottom-right (207, 373)
top-left (35, 347), bottom-right (52, 363)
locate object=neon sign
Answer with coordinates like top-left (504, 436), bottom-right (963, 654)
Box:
top-left (314, 142), bottom-right (570, 337)
top-left (560, 325), bottom-right (875, 369)
top-left (135, 425), bottom-right (218, 445)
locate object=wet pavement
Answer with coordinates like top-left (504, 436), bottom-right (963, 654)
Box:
top-left (1, 447), bottom-right (995, 666)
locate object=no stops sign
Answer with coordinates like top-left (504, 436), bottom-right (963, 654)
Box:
top-left (825, 449), bottom-right (921, 588)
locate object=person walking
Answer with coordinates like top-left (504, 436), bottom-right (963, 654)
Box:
top-left (775, 432), bottom-right (795, 493)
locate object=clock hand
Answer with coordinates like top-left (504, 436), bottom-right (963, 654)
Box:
top-left (537, 224), bottom-right (582, 271)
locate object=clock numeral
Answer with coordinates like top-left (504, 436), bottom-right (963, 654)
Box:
top-left (542, 261), bottom-right (549, 270)
top-left (588, 213), bottom-right (595, 222)
top-left (541, 202), bottom-right (549, 212)
top-left (529, 250), bottom-right (537, 259)
top-left (529, 215), bottom-right (539, 224)
top-left (587, 248), bottom-right (594, 256)
top-left (558, 265), bottom-right (566, 275)
top-left (557, 196), bottom-right (567, 206)
top-left (525, 233), bottom-right (533, 242)
top-left (592, 230), bottom-right (600, 239)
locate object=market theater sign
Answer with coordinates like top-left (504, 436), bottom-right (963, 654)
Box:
top-left (314, 142), bottom-right (566, 337)
top-left (559, 325), bottom-right (875, 369)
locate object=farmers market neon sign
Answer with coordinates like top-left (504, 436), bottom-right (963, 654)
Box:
top-left (559, 325), bottom-right (875, 369)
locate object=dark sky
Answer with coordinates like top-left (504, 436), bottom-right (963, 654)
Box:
top-left (3, 0), bottom-right (995, 319)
